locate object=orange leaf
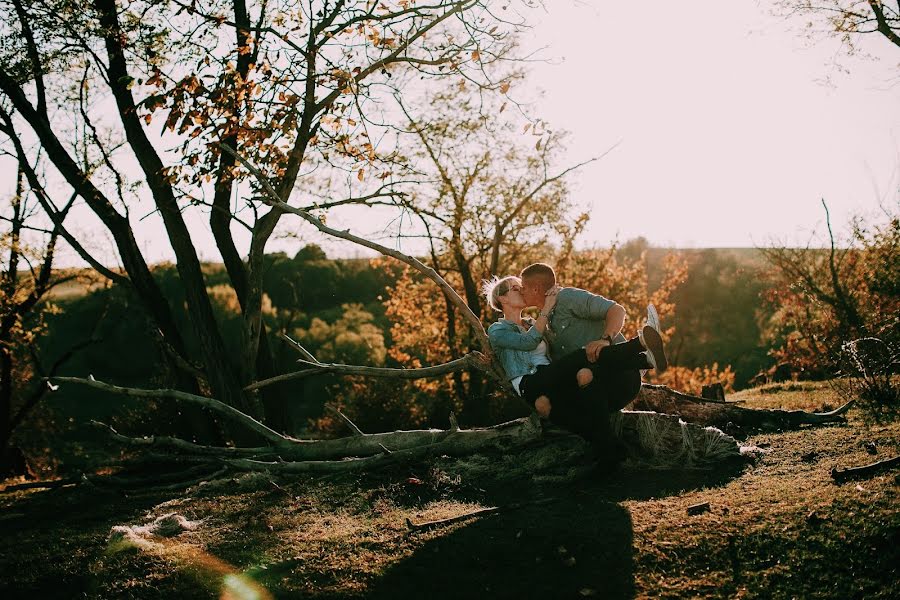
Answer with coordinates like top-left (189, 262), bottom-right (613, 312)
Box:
top-left (358, 169), bottom-right (365, 181)
top-left (499, 81), bottom-right (510, 94)
top-left (471, 50), bottom-right (480, 61)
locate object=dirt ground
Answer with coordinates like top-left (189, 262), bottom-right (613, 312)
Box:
top-left (1, 382), bottom-right (898, 599)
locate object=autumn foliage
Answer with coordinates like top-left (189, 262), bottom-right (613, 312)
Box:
top-left (760, 206), bottom-right (899, 417)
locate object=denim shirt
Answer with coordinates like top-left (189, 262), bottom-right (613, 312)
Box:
top-left (545, 287), bottom-right (625, 361)
top-left (487, 318), bottom-right (546, 382)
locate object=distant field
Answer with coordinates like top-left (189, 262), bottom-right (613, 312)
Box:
top-left (44, 275), bottom-right (102, 300)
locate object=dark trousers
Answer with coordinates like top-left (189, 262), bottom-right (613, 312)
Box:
top-left (520, 339), bottom-right (646, 446)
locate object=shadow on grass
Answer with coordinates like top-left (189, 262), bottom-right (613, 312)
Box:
top-left (365, 462), bottom-right (746, 600)
top-left (370, 495), bottom-right (635, 600)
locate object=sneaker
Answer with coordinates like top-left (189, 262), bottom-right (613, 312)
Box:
top-left (645, 303), bottom-right (661, 332)
top-left (638, 307), bottom-right (668, 372)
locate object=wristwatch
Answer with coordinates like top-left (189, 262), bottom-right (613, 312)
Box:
top-left (602, 334), bottom-right (614, 345)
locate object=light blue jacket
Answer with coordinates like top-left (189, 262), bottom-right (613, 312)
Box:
top-left (487, 318), bottom-right (545, 382)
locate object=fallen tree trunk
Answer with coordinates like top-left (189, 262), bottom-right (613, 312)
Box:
top-left (50, 375), bottom-right (765, 476)
top-left (631, 384), bottom-right (853, 431)
top-left (613, 410), bottom-right (750, 467)
top-left (91, 413), bottom-right (545, 464)
top-left (94, 411), bottom-right (747, 474)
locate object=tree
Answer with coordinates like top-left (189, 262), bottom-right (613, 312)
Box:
top-left (0, 0), bottom-right (526, 430)
top-left (775, 1), bottom-right (900, 55)
top-left (0, 163), bottom-right (88, 477)
top-left (760, 200), bottom-right (900, 382)
top-left (374, 86), bottom-right (600, 424)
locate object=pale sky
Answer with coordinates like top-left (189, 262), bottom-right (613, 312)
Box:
top-left (3, 1), bottom-right (899, 267)
top-left (522, 0), bottom-right (900, 249)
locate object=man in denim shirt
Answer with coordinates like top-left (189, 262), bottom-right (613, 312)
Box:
top-left (519, 263), bottom-right (665, 456)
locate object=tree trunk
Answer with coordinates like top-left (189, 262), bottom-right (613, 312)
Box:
top-left (94, 0), bottom-right (255, 418)
top-left (0, 347), bottom-right (13, 470)
top-left (631, 384), bottom-right (852, 431)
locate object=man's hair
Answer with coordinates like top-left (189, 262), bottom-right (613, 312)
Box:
top-left (482, 275), bottom-right (521, 312)
top-left (520, 263), bottom-right (556, 290)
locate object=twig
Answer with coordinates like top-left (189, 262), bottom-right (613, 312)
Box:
top-left (406, 497), bottom-right (558, 532)
top-left (268, 479), bottom-right (292, 497)
top-left (831, 455), bottom-right (900, 483)
top-left (406, 506), bottom-right (500, 531)
top-left (325, 403), bottom-right (365, 436)
top-left (279, 333), bottom-right (319, 363)
top-left (0, 477), bottom-right (79, 493)
top-left (687, 501), bottom-right (711, 516)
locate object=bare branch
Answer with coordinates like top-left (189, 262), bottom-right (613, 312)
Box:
top-left (278, 333), bottom-right (319, 363)
top-left (11, 0), bottom-right (46, 116)
top-left (832, 455), bottom-right (900, 483)
top-left (49, 376), bottom-right (293, 446)
top-left (632, 384), bottom-right (854, 430)
top-left (245, 352), bottom-right (492, 391)
top-left (868, 0), bottom-right (900, 48)
top-left (90, 420), bottom-right (271, 457)
top-left (325, 403), bottom-right (365, 436)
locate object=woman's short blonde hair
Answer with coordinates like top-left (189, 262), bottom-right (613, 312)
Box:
top-left (482, 275), bottom-right (520, 312)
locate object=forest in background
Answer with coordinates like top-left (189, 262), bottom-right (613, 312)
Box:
top-left (6, 190), bottom-right (898, 481)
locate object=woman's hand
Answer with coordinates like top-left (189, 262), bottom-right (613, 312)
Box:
top-left (541, 285), bottom-right (559, 314)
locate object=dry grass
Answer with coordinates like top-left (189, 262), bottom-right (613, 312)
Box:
top-left (2, 383), bottom-right (898, 599)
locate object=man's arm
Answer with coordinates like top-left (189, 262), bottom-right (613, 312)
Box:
top-left (603, 304), bottom-right (626, 338)
top-left (563, 287), bottom-right (617, 320)
top-left (584, 303), bottom-right (626, 361)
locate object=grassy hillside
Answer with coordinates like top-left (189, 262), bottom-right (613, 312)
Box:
top-left (2, 382), bottom-right (897, 599)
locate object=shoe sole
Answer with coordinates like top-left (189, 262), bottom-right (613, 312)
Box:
top-left (647, 304), bottom-right (661, 332)
top-left (642, 324), bottom-right (668, 372)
